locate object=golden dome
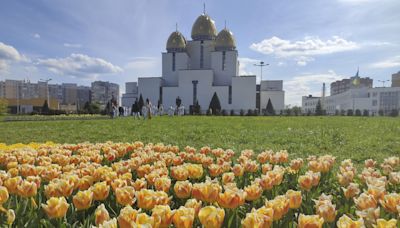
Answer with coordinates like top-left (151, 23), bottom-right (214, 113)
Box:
top-left (166, 31), bottom-right (186, 52)
top-left (191, 14), bottom-right (217, 40)
top-left (215, 29), bottom-right (236, 51)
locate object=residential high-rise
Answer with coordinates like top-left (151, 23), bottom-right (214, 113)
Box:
top-left (392, 71), bottom-right (400, 87)
top-left (121, 82), bottom-right (138, 108)
top-left (91, 81), bottom-right (119, 107)
top-left (330, 70), bottom-right (373, 96)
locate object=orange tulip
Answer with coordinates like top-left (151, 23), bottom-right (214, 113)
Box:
top-left (298, 214), bottom-right (324, 228)
top-left (115, 186), bottom-right (135, 206)
top-left (73, 190), bottom-right (93, 210)
top-left (174, 180), bottom-right (192, 199)
top-left (380, 193), bottom-right (400, 214)
top-left (41, 197), bottom-right (69, 219)
top-left (242, 210), bottom-right (270, 228)
top-left (342, 183), bottom-right (360, 199)
top-left (172, 206), bottom-right (195, 228)
top-left (152, 205), bottom-right (175, 228)
top-left (171, 166), bottom-right (189, 181)
top-left (354, 193), bottom-right (377, 211)
top-left (192, 178), bottom-right (221, 203)
top-left (222, 172), bottom-right (235, 184)
top-left (132, 178), bottom-right (147, 191)
top-left (184, 199), bottom-right (202, 217)
top-left (232, 164), bottom-right (244, 177)
top-left (95, 204), bottom-right (110, 226)
top-left (265, 195), bottom-right (290, 221)
top-left (298, 174), bottom-right (313, 191)
top-left (186, 164), bottom-right (203, 179)
top-left (117, 205), bottom-right (140, 228)
top-left (244, 183), bottom-right (263, 201)
top-left (198, 206), bottom-right (225, 228)
top-left (136, 189), bottom-right (171, 210)
top-left (91, 181), bottom-right (110, 201)
top-left (286, 190), bottom-right (302, 209)
top-left (0, 186), bottom-right (9, 204)
top-left (217, 188), bottom-right (246, 209)
top-left (135, 213), bottom-right (155, 226)
top-left (17, 180), bottom-right (37, 198)
top-left (155, 177), bottom-right (171, 192)
top-left (4, 176), bottom-right (22, 194)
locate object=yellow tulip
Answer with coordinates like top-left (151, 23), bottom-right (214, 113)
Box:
top-left (208, 164), bottom-right (223, 177)
top-left (298, 174), bottom-right (313, 191)
top-left (342, 183), bottom-right (360, 199)
top-left (77, 176), bottom-right (94, 191)
top-left (298, 214), bottom-right (324, 228)
top-left (136, 189), bottom-right (171, 210)
top-left (186, 164), bottom-right (203, 179)
top-left (221, 172), bottom-right (235, 184)
top-left (117, 205), bottom-right (140, 228)
top-left (0, 186), bottom-right (9, 204)
top-left (41, 197), bottom-right (69, 219)
top-left (91, 181), bottom-right (110, 201)
top-left (217, 188), bottom-right (246, 209)
top-left (286, 190), bottom-right (302, 209)
top-left (374, 218), bottom-right (397, 228)
top-left (171, 166), bottom-right (189, 181)
top-left (115, 186), bottom-right (135, 206)
top-left (4, 176), bottom-right (22, 194)
top-left (379, 193), bottom-right (400, 214)
top-left (154, 177), bottom-right (171, 192)
top-left (98, 218), bottom-right (117, 228)
top-left (337, 214), bottom-right (365, 228)
top-left (198, 206), bottom-right (225, 228)
top-left (355, 207), bottom-right (380, 228)
top-left (184, 199), bottom-right (202, 217)
top-left (132, 178), bottom-right (147, 191)
top-left (135, 213), bottom-right (155, 226)
top-left (174, 180), bottom-right (192, 199)
top-left (241, 210), bottom-right (269, 228)
top-left (152, 205), bottom-right (175, 228)
top-left (265, 195), bottom-right (290, 221)
top-left (73, 190), bottom-right (94, 210)
top-left (244, 183), bottom-right (263, 201)
top-left (354, 193), bottom-right (377, 211)
top-left (232, 164), bottom-right (244, 177)
top-left (17, 180), bottom-right (37, 198)
top-left (192, 178), bottom-right (221, 203)
top-left (95, 204), bottom-right (110, 226)
top-left (6, 209), bottom-right (15, 225)
top-left (316, 202), bottom-right (336, 223)
top-left (172, 206), bottom-right (195, 228)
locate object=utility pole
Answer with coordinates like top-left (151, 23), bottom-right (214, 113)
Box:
top-left (40, 78), bottom-right (52, 108)
top-left (254, 61), bottom-right (269, 114)
top-left (378, 79), bottom-right (389, 87)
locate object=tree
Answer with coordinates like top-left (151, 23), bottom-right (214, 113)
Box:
top-left (363, 109), bottom-right (369, 116)
top-left (347, 109), bottom-right (353, 116)
top-left (390, 109), bottom-right (399, 117)
top-left (378, 109), bottom-right (384, 116)
top-left (265, 98), bottom-right (275, 116)
top-left (0, 99), bottom-right (8, 115)
top-left (42, 100), bottom-right (50, 114)
top-left (355, 109), bottom-right (362, 116)
top-left (209, 92), bottom-right (221, 115)
top-left (138, 94), bottom-right (144, 113)
top-left (315, 99), bottom-right (323, 116)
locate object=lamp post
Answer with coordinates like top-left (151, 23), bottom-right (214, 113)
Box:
top-left (378, 79), bottom-right (389, 87)
top-left (40, 78), bottom-right (52, 108)
top-left (254, 61), bottom-right (269, 114)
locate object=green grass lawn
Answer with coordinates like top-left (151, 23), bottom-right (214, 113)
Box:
top-left (1, 116), bottom-right (399, 163)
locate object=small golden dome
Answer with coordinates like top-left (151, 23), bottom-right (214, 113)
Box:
top-left (166, 31), bottom-right (186, 52)
top-left (191, 14), bottom-right (217, 40)
top-left (215, 29), bottom-right (236, 51)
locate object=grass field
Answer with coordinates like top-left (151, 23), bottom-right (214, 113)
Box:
top-left (1, 116), bottom-right (399, 163)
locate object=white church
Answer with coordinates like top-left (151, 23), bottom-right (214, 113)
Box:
top-left (122, 11), bottom-right (285, 114)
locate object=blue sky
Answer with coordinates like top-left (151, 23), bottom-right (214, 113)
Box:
top-left (0, 0), bottom-right (399, 105)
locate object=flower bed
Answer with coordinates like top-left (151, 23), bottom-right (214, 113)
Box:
top-left (0, 142), bottom-right (399, 227)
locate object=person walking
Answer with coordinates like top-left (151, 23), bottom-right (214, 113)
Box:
top-left (146, 98), bottom-right (152, 120)
top-left (132, 99), bottom-right (140, 119)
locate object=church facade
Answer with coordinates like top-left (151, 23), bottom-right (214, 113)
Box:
top-left (123, 12), bottom-right (284, 114)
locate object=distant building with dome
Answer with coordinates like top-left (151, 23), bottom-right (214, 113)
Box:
top-left (122, 11), bottom-right (285, 114)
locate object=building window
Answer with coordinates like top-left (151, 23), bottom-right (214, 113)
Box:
top-left (222, 51), bottom-right (226, 71)
top-left (192, 80), bottom-right (198, 105)
top-left (228, 85), bottom-right (232, 104)
top-left (372, 100), bottom-right (377, 106)
top-left (200, 45), bottom-right (204, 69)
top-left (172, 52), bottom-right (176, 71)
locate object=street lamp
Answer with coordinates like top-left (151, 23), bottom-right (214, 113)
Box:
top-left (378, 80), bottom-right (389, 87)
top-left (254, 61), bottom-right (269, 114)
top-left (40, 78), bottom-right (52, 108)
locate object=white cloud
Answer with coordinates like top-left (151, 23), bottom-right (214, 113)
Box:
top-left (238, 57), bottom-right (259, 76)
top-left (250, 36), bottom-right (360, 65)
top-left (125, 57), bottom-right (158, 70)
top-left (33, 33), bottom-right (40, 39)
top-left (38, 53), bottom-right (122, 79)
top-left (370, 56), bottom-right (400, 69)
top-left (284, 70), bottom-right (344, 106)
top-left (0, 42), bottom-right (23, 71)
top-left (63, 43), bottom-right (82, 48)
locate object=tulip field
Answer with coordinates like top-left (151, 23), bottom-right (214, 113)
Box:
top-left (0, 116), bottom-right (399, 227)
